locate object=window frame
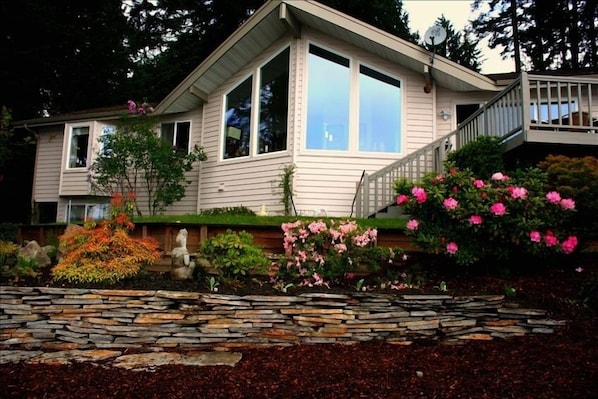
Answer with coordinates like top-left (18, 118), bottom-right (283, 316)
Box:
top-left (304, 41), bottom-right (404, 155)
top-left (66, 202), bottom-right (110, 223)
top-left (66, 124), bottom-right (91, 169)
top-left (161, 120), bottom-right (192, 153)
top-left (221, 45), bottom-right (291, 161)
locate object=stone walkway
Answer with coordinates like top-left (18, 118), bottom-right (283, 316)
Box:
top-left (0, 349), bottom-right (242, 371)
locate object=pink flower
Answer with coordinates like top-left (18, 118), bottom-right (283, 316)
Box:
top-left (411, 187), bottom-right (427, 204)
top-left (561, 236), bottom-right (578, 254)
top-left (473, 179), bottom-right (485, 188)
top-left (406, 219), bottom-right (419, 231)
top-left (546, 191), bottom-right (561, 204)
top-left (491, 172), bottom-right (509, 181)
top-left (575, 267), bottom-right (584, 273)
top-left (468, 215), bottom-right (483, 225)
top-left (560, 198), bottom-right (575, 210)
top-left (396, 194), bottom-right (409, 205)
top-left (446, 242), bottom-right (458, 254)
top-left (490, 202), bottom-right (506, 216)
top-left (127, 100), bottom-right (137, 113)
top-left (529, 231), bottom-right (541, 242)
top-left (511, 187), bottom-right (528, 200)
top-left (308, 221), bottom-right (327, 234)
top-left (544, 231), bottom-right (558, 247)
top-left (443, 197), bottom-right (458, 210)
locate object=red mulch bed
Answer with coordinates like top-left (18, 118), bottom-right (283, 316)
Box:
top-left (2, 254), bottom-right (597, 399)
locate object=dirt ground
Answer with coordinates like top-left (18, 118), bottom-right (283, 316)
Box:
top-left (1, 254), bottom-right (597, 399)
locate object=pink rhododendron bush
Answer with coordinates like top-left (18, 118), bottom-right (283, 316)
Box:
top-left (275, 219), bottom-right (404, 287)
top-left (395, 167), bottom-right (578, 268)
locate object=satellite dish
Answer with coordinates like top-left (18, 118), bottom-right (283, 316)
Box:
top-left (424, 25), bottom-right (447, 46)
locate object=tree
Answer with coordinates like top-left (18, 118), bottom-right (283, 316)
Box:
top-left (472, 0), bottom-right (598, 72)
top-left (0, 106), bottom-right (36, 223)
top-left (1, 0), bottom-right (132, 120)
top-left (423, 16), bottom-right (482, 72)
top-left (90, 111), bottom-right (207, 216)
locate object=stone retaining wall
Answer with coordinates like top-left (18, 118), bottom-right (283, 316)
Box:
top-left (0, 286), bottom-right (566, 351)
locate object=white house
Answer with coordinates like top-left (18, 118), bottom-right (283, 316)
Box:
top-left (16, 0), bottom-right (598, 223)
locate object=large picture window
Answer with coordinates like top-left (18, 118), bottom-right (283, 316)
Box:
top-left (306, 44), bottom-right (403, 154)
top-left (223, 46), bottom-right (290, 160)
top-left (68, 126), bottom-right (90, 168)
top-left (258, 47), bottom-right (290, 154)
top-left (358, 65), bottom-right (401, 153)
top-left (224, 77), bottom-right (253, 159)
top-left (306, 45), bottom-right (350, 150)
top-left (161, 121), bottom-right (191, 153)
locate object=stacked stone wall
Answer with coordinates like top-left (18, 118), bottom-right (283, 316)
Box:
top-left (1, 286), bottom-right (565, 351)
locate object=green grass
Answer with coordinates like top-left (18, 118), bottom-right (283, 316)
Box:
top-left (134, 214), bottom-right (407, 230)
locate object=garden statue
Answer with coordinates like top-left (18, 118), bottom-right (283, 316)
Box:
top-left (170, 228), bottom-right (195, 280)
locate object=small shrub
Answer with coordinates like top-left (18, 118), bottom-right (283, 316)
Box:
top-left (9, 255), bottom-right (40, 280)
top-left (538, 155), bottom-right (598, 244)
top-left (52, 194), bottom-right (162, 284)
top-left (0, 240), bottom-right (19, 267)
top-left (446, 135), bottom-right (505, 179)
top-left (395, 167), bottom-right (579, 271)
top-left (199, 230), bottom-right (270, 280)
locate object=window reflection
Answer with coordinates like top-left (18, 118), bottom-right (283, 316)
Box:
top-left (224, 77), bottom-right (252, 159)
top-left (306, 45), bottom-right (350, 150)
top-left (258, 47), bottom-right (289, 154)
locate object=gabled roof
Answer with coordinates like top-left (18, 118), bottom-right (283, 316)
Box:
top-left (156, 0), bottom-right (503, 115)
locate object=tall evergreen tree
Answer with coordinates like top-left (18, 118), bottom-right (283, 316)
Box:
top-left (1, 0), bottom-right (131, 120)
top-left (472, 0), bottom-right (598, 72)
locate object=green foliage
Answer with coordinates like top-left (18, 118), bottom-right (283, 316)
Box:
top-left (395, 167), bottom-right (579, 271)
top-left (199, 230), bottom-right (270, 280)
top-left (52, 199), bottom-right (162, 284)
top-left (0, 240), bottom-right (20, 268)
top-left (277, 219), bottom-right (405, 286)
top-left (90, 114), bottom-right (207, 216)
top-left (446, 135), bottom-right (505, 179)
top-left (9, 255), bottom-right (40, 279)
top-left (199, 206), bottom-right (256, 216)
top-left (277, 164), bottom-right (296, 216)
top-left (538, 155), bottom-right (598, 244)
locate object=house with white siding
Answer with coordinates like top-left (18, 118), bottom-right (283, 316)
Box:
top-left (16, 0), bottom-right (598, 223)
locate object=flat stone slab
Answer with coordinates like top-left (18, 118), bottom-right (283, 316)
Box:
top-left (0, 349), bottom-right (242, 370)
top-left (112, 351), bottom-right (243, 371)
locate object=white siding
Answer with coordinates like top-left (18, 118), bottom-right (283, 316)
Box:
top-left (32, 126), bottom-right (63, 202)
top-left (197, 36), bottom-right (294, 215)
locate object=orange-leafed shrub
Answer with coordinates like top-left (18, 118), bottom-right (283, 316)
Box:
top-left (52, 215), bottom-right (161, 284)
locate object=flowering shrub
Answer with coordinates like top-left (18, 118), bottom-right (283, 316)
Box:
top-left (52, 193), bottom-right (161, 284)
top-left (395, 167), bottom-right (579, 267)
top-left (276, 219), bottom-right (402, 287)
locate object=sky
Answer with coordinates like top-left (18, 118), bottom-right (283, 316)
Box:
top-left (402, 0), bottom-right (515, 74)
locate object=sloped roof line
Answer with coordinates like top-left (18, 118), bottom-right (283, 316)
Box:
top-left (155, 0), bottom-right (501, 114)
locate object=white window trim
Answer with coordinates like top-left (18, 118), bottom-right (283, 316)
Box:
top-left (161, 120), bottom-right (192, 153)
top-left (65, 123), bottom-right (92, 170)
top-left (302, 40), bottom-right (405, 157)
top-left (220, 44), bottom-right (292, 162)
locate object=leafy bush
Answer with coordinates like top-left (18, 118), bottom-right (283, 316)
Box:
top-left (538, 155), bottom-right (598, 244)
top-left (199, 230), bottom-right (269, 280)
top-left (52, 194), bottom-right (162, 284)
top-left (0, 240), bottom-right (19, 268)
top-left (446, 135), bottom-right (505, 179)
top-left (277, 219), bottom-right (403, 286)
top-left (200, 206), bottom-right (256, 216)
top-left (395, 167), bottom-right (578, 270)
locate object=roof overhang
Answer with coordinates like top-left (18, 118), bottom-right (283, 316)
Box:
top-left (155, 0), bottom-right (503, 115)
